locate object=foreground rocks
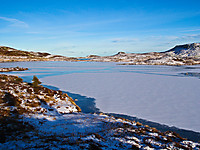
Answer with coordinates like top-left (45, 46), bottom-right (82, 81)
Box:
top-left (0, 74), bottom-right (199, 149)
top-left (0, 67), bottom-right (28, 72)
top-left (0, 74), bottom-right (81, 116)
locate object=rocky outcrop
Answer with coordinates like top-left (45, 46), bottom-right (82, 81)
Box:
top-left (0, 74), bottom-right (81, 117)
top-left (0, 67), bottom-right (28, 72)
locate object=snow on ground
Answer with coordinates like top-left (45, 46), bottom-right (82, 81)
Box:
top-left (2, 112), bottom-right (200, 149)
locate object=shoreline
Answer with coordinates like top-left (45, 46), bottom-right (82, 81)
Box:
top-left (1, 43), bottom-right (200, 66)
top-left (0, 74), bottom-right (200, 148)
top-left (43, 84), bottom-right (200, 142)
top-left (1, 59), bottom-right (200, 66)
top-left (3, 64), bottom-right (199, 135)
top-left (0, 66), bottom-right (200, 143)
top-left (1, 70), bottom-right (199, 141)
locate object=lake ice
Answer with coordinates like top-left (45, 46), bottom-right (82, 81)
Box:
top-left (1, 61), bottom-right (200, 132)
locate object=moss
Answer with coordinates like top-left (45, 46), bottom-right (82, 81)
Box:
top-left (174, 142), bottom-right (190, 149)
top-left (33, 87), bottom-right (40, 94)
top-left (11, 106), bottom-right (29, 115)
top-left (136, 122), bottom-right (143, 126)
top-left (1, 76), bottom-right (8, 80)
top-left (166, 136), bottom-right (173, 142)
top-left (3, 92), bottom-right (20, 106)
top-left (44, 97), bottom-right (54, 103)
top-left (172, 132), bottom-right (186, 140)
top-left (0, 109), bottom-right (10, 117)
top-left (25, 102), bottom-right (41, 107)
top-left (131, 145), bottom-right (140, 150)
top-left (27, 88), bottom-right (33, 94)
top-left (14, 77), bottom-right (23, 83)
top-left (76, 106), bottom-right (82, 112)
top-left (0, 117), bottom-right (34, 143)
top-left (151, 127), bottom-right (159, 133)
top-left (68, 97), bottom-right (82, 112)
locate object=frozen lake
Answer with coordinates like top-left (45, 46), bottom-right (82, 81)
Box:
top-left (1, 61), bottom-right (200, 132)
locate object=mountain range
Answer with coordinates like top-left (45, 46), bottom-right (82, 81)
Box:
top-left (1, 43), bottom-right (200, 65)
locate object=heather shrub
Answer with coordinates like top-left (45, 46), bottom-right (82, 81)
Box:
top-left (32, 76), bottom-right (41, 87)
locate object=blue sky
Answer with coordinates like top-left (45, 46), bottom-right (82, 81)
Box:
top-left (0, 0), bottom-right (200, 57)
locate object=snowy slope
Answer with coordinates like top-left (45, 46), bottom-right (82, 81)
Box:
top-left (165, 43), bottom-right (200, 57)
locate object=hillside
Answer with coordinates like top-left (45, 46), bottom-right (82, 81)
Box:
top-left (1, 43), bottom-right (200, 65)
top-left (85, 43), bottom-right (200, 65)
top-left (165, 43), bottom-right (200, 57)
top-left (0, 46), bottom-right (77, 62)
top-left (0, 74), bottom-right (199, 149)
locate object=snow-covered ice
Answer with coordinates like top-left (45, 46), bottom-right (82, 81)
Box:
top-left (42, 71), bottom-right (200, 132)
top-left (2, 61), bottom-right (200, 132)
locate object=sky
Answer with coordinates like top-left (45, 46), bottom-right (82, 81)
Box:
top-left (0, 0), bottom-right (200, 57)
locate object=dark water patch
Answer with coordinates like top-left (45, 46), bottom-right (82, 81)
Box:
top-left (106, 113), bottom-right (200, 142)
top-left (21, 76), bottom-right (34, 83)
top-left (180, 72), bottom-right (200, 79)
top-left (42, 84), bottom-right (100, 114)
top-left (177, 66), bottom-right (200, 70)
top-left (77, 58), bottom-right (91, 60)
top-left (42, 84), bottom-right (60, 91)
top-left (120, 70), bottom-right (179, 77)
top-left (7, 76), bottom-right (100, 114)
top-left (66, 92), bottom-right (100, 113)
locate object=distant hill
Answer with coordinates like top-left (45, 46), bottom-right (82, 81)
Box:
top-left (1, 43), bottom-right (200, 65)
top-left (0, 46), bottom-right (77, 62)
top-left (0, 46), bottom-right (50, 57)
top-left (165, 43), bottom-right (200, 57)
top-left (85, 43), bottom-right (200, 65)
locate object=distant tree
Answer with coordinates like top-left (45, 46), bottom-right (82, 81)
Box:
top-left (32, 75), bottom-right (41, 87)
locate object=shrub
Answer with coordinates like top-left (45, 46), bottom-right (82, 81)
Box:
top-left (14, 77), bottom-right (23, 83)
top-left (32, 76), bottom-right (41, 87)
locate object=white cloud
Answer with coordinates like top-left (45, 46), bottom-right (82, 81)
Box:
top-left (0, 16), bottom-right (28, 28)
top-left (182, 28), bottom-right (200, 32)
top-left (170, 34), bottom-right (200, 43)
top-left (110, 38), bottom-right (139, 43)
top-left (26, 31), bottom-right (40, 34)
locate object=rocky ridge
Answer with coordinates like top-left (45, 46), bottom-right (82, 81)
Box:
top-left (84, 43), bottom-right (200, 65)
top-left (1, 43), bottom-right (200, 65)
top-left (0, 46), bottom-right (77, 62)
top-left (0, 74), bottom-right (199, 149)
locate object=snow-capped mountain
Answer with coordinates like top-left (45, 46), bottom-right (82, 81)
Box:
top-left (165, 43), bottom-right (200, 57)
